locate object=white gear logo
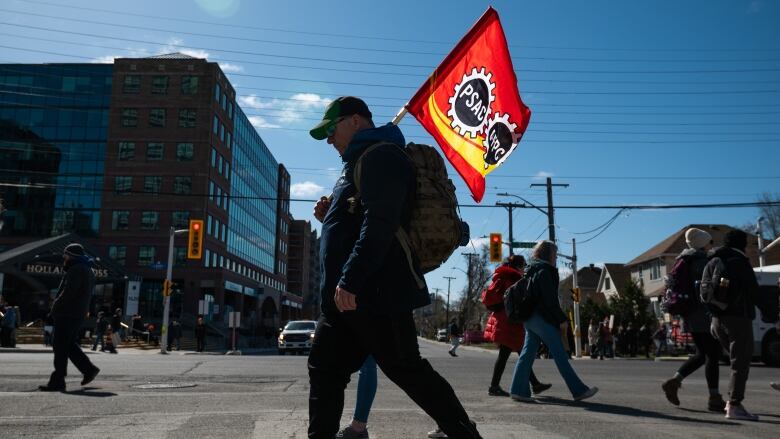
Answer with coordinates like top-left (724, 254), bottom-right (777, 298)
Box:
top-left (447, 67), bottom-right (496, 138)
top-left (482, 113), bottom-right (520, 169)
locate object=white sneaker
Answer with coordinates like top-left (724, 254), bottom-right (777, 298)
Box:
top-left (510, 394), bottom-right (537, 403)
top-left (725, 402), bottom-right (759, 421)
top-left (573, 386), bottom-right (599, 402)
top-left (427, 427), bottom-right (447, 438)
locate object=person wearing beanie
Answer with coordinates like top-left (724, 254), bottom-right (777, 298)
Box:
top-left (39, 242), bottom-right (100, 392)
top-left (661, 228), bottom-right (724, 412)
top-left (700, 229), bottom-right (776, 420)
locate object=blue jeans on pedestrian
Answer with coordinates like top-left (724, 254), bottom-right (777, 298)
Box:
top-left (353, 355), bottom-right (377, 423)
top-left (510, 313), bottom-right (589, 398)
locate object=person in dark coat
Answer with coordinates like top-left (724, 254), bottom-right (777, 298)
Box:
top-left (661, 228), bottom-right (725, 412)
top-left (195, 315), bottom-right (206, 352)
top-left (111, 308), bottom-right (124, 342)
top-left (508, 240), bottom-right (598, 402)
top-left (39, 243), bottom-right (100, 391)
top-left (703, 230), bottom-right (779, 421)
top-left (482, 255), bottom-right (551, 397)
top-left (306, 97), bottom-right (481, 438)
top-left (91, 311), bottom-right (108, 351)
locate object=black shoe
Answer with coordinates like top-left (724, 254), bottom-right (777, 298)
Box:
top-left (532, 382), bottom-right (552, 395)
top-left (661, 378), bottom-right (681, 406)
top-left (81, 367), bottom-right (100, 386)
top-left (448, 350), bottom-right (458, 357)
top-left (38, 384), bottom-right (65, 392)
top-left (488, 386), bottom-right (510, 397)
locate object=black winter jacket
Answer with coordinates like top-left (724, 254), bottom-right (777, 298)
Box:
top-left (51, 256), bottom-right (95, 319)
top-left (526, 259), bottom-right (567, 326)
top-left (320, 123), bottom-right (429, 316)
top-left (705, 247), bottom-right (759, 319)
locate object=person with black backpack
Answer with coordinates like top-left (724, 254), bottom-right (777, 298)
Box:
top-left (306, 97), bottom-right (481, 439)
top-left (661, 228), bottom-right (725, 412)
top-left (700, 229), bottom-right (779, 421)
top-left (507, 240), bottom-right (598, 403)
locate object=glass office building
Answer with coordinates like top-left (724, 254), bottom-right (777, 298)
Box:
top-left (227, 106), bottom-right (278, 273)
top-left (0, 64), bottom-right (112, 240)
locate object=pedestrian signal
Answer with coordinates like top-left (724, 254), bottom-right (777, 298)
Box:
top-left (489, 233), bottom-right (502, 262)
top-left (187, 219), bottom-right (204, 259)
top-left (163, 279), bottom-right (173, 297)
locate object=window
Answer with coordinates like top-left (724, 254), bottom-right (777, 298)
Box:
top-left (219, 123), bottom-right (224, 142)
top-left (151, 76), bottom-right (168, 94)
top-left (212, 115), bottom-right (219, 135)
top-left (216, 155), bottom-right (222, 174)
top-left (172, 211), bottom-right (190, 228)
top-left (111, 211), bottom-right (130, 230)
top-left (173, 176), bottom-right (192, 195)
top-left (146, 142), bottom-right (164, 161)
top-left (225, 162), bottom-right (230, 180)
top-left (149, 108), bottom-right (166, 127)
top-left (123, 75), bottom-right (140, 93)
top-left (181, 75), bottom-right (198, 94)
top-left (215, 82), bottom-right (221, 102)
top-left (226, 132), bottom-right (231, 149)
top-left (143, 176), bottom-right (162, 194)
top-left (220, 92), bottom-right (227, 111)
top-left (210, 148), bottom-right (217, 167)
top-left (121, 108), bottom-right (138, 127)
top-left (140, 211), bottom-right (160, 231)
top-left (228, 102), bottom-right (233, 120)
top-left (605, 277), bottom-right (611, 290)
top-left (108, 245), bottom-right (126, 266)
top-left (178, 108), bottom-right (197, 128)
top-left (138, 246), bottom-right (155, 266)
top-left (118, 142), bottom-right (135, 160)
top-left (174, 247), bottom-right (187, 267)
top-left (176, 143), bottom-right (194, 161)
top-left (114, 176), bottom-right (132, 195)
top-left (650, 260), bottom-right (662, 280)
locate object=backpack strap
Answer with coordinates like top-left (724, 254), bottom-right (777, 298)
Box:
top-left (352, 142), bottom-right (425, 290)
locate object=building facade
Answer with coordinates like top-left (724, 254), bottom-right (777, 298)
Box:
top-left (0, 56), bottom-right (291, 334)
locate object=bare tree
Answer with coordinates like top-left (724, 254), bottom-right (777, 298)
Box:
top-left (456, 244), bottom-right (492, 328)
top-left (757, 192), bottom-right (780, 240)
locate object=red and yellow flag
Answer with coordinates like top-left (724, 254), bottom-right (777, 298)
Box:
top-left (407, 7), bottom-right (531, 202)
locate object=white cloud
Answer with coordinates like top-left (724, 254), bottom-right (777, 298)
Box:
top-left (90, 55), bottom-right (119, 64)
top-left (247, 116), bottom-right (280, 129)
top-left (290, 181), bottom-right (326, 198)
top-left (219, 62), bottom-right (243, 73)
top-left (159, 38), bottom-right (209, 59)
top-left (239, 93), bottom-right (332, 124)
top-left (468, 236), bottom-right (490, 249)
top-left (533, 171), bottom-right (553, 180)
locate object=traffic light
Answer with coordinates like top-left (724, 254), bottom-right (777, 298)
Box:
top-left (163, 279), bottom-right (173, 297)
top-left (489, 233), bottom-right (502, 262)
top-left (187, 219), bottom-right (204, 259)
top-left (571, 287), bottom-right (581, 303)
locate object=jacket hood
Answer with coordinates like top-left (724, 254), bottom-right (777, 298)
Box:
top-left (677, 248), bottom-right (706, 260)
top-left (492, 264), bottom-right (522, 281)
top-left (527, 258), bottom-right (554, 270)
top-left (709, 246), bottom-right (746, 260)
top-left (342, 123), bottom-right (406, 162)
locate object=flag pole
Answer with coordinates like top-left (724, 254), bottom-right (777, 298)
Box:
top-left (391, 104), bottom-right (408, 125)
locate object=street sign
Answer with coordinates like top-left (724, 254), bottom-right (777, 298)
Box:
top-left (513, 242), bottom-right (536, 249)
top-left (228, 311), bottom-right (241, 328)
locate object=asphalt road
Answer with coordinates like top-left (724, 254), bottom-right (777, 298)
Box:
top-left (0, 339), bottom-right (778, 438)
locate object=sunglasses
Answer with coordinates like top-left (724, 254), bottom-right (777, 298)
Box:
top-left (325, 116), bottom-right (348, 137)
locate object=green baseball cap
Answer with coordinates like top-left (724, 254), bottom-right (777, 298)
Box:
top-left (309, 96), bottom-right (372, 140)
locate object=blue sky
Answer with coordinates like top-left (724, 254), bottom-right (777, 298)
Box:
top-left (2, 0), bottom-right (779, 300)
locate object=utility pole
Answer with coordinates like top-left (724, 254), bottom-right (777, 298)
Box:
top-left (530, 177), bottom-right (568, 243)
top-left (558, 239), bottom-right (581, 358)
top-left (758, 217), bottom-right (766, 267)
top-left (462, 253), bottom-right (477, 322)
top-left (495, 202), bottom-right (522, 254)
top-left (443, 276), bottom-right (455, 334)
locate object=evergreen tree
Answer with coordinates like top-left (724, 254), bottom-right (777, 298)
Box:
top-left (608, 279), bottom-right (653, 328)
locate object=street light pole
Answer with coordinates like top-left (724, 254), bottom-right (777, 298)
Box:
top-left (529, 177), bottom-right (569, 243)
top-left (160, 227), bottom-right (188, 354)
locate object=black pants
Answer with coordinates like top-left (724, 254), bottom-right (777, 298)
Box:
top-left (196, 336), bottom-right (205, 352)
top-left (715, 316), bottom-right (753, 404)
top-left (49, 316), bottom-right (97, 387)
top-left (490, 344), bottom-right (542, 388)
top-left (308, 312), bottom-right (481, 439)
top-left (677, 331), bottom-right (721, 390)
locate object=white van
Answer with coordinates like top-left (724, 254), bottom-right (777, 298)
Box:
top-left (754, 264), bottom-right (780, 366)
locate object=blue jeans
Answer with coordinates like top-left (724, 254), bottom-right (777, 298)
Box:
top-left (353, 355), bottom-right (377, 423)
top-left (510, 313), bottom-right (588, 398)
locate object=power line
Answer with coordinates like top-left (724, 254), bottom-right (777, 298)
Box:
top-left (5, 23), bottom-right (780, 74)
top-left (14, 0), bottom-right (780, 54)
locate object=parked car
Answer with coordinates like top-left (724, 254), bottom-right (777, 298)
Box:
top-left (436, 328), bottom-right (448, 342)
top-left (278, 320), bottom-right (316, 355)
top-left (463, 329), bottom-right (486, 345)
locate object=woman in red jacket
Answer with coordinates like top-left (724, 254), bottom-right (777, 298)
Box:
top-left (483, 255), bottom-right (551, 396)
